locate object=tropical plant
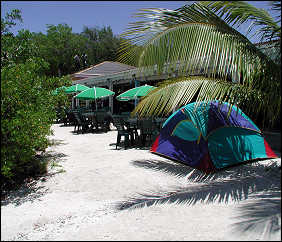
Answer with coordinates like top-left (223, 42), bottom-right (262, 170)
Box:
top-left (202, 1), bottom-right (281, 45)
top-left (118, 1), bottom-right (281, 129)
top-left (1, 10), bottom-right (71, 190)
top-left (1, 9), bottom-right (22, 35)
top-left (30, 24), bottom-right (125, 77)
top-left (31, 24), bottom-right (90, 77)
top-left (81, 26), bottom-right (124, 65)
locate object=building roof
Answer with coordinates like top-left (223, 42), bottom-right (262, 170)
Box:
top-left (73, 40), bottom-right (281, 87)
top-left (72, 61), bottom-right (136, 78)
top-left (254, 39), bottom-right (280, 64)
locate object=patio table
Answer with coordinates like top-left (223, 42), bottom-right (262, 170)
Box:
top-left (81, 112), bottom-right (97, 131)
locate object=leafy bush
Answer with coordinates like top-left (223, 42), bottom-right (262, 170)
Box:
top-left (1, 58), bottom-right (70, 190)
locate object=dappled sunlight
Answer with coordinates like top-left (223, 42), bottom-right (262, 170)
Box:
top-left (1, 179), bottom-right (49, 207)
top-left (1, 150), bottom-right (68, 207)
top-left (231, 191), bottom-right (281, 239)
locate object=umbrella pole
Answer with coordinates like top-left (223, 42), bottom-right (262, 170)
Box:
top-left (94, 87), bottom-right (98, 110)
top-left (75, 91), bottom-right (80, 108)
top-left (72, 97), bottom-right (74, 109)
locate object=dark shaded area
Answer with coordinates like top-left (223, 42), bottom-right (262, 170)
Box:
top-left (231, 191), bottom-right (281, 239)
top-left (132, 159), bottom-right (194, 179)
top-left (1, 179), bottom-right (49, 207)
top-left (115, 158), bottom-right (281, 237)
top-left (1, 149), bottom-right (68, 206)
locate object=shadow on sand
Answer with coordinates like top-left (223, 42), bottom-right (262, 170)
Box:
top-left (115, 158), bottom-right (281, 238)
top-left (1, 144), bottom-right (68, 207)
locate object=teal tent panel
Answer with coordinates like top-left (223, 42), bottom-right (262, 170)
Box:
top-left (172, 120), bottom-right (201, 141)
top-left (208, 127), bottom-right (267, 169)
top-left (183, 102), bottom-right (210, 137)
top-left (162, 110), bottom-right (178, 128)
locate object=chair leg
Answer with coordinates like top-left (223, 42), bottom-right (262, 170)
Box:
top-left (103, 123), bottom-right (108, 133)
top-left (116, 134), bottom-right (121, 149)
top-left (75, 124), bottom-right (79, 133)
top-left (140, 134), bottom-right (146, 147)
top-left (134, 130), bottom-right (139, 141)
top-left (130, 133), bottom-right (134, 146)
top-left (124, 135), bottom-right (129, 149)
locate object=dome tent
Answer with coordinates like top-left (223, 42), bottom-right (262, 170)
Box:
top-left (150, 101), bottom-right (277, 173)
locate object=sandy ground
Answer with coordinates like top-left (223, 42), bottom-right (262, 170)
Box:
top-left (1, 123), bottom-right (281, 241)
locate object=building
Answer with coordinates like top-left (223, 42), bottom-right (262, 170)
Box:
top-left (71, 61), bottom-right (173, 113)
top-left (72, 39), bottom-right (280, 113)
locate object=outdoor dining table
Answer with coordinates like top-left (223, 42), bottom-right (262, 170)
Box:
top-left (81, 112), bottom-right (97, 131)
top-left (123, 117), bottom-right (166, 132)
top-left (124, 117), bottom-right (138, 127)
top-left (82, 112), bottom-right (96, 119)
top-left (82, 111), bottom-right (111, 132)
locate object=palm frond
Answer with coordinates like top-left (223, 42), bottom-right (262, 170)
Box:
top-left (118, 2), bottom-right (280, 127)
top-left (201, 1), bottom-right (281, 43)
top-left (132, 75), bottom-right (280, 126)
top-left (118, 3), bottom-right (279, 88)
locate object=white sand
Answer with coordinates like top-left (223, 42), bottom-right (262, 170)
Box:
top-left (1, 124), bottom-right (281, 241)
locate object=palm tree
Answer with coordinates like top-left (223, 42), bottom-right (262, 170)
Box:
top-left (118, 1), bottom-right (281, 129)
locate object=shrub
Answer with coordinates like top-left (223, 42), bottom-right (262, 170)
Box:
top-left (1, 58), bottom-right (70, 190)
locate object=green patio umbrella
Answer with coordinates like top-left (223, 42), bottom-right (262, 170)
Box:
top-left (64, 84), bottom-right (90, 94)
top-left (74, 86), bottom-right (115, 110)
top-left (116, 84), bottom-right (156, 101)
top-left (52, 86), bottom-right (67, 95)
top-left (65, 84), bottom-right (90, 108)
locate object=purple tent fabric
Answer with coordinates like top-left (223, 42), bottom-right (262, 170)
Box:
top-left (151, 101), bottom-right (277, 173)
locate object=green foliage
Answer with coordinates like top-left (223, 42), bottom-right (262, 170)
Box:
top-left (32, 24), bottom-right (89, 77)
top-left (1, 9), bottom-right (72, 190)
top-left (30, 24), bottom-right (125, 77)
top-left (1, 29), bottom-right (40, 67)
top-left (118, 1), bottom-right (281, 129)
top-left (1, 9), bottom-right (22, 35)
top-left (200, 1), bottom-right (281, 43)
top-left (81, 26), bottom-right (124, 65)
top-left (1, 58), bottom-right (70, 189)
top-left (1, 11), bottom-right (39, 68)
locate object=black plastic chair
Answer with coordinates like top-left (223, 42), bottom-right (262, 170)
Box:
top-left (63, 109), bottom-right (76, 126)
top-left (112, 115), bottom-right (134, 149)
top-left (124, 118), bottom-right (139, 143)
top-left (73, 111), bottom-right (91, 134)
top-left (95, 111), bottom-right (110, 132)
top-left (139, 118), bottom-right (157, 147)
